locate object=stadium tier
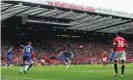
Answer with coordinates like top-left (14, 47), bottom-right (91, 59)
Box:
top-left (1, 0), bottom-right (133, 35)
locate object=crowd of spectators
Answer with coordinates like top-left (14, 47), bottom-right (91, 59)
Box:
top-left (1, 40), bottom-right (133, 65)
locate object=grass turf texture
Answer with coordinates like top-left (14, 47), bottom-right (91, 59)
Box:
top-left (1, 64), bottom-right (133, 80)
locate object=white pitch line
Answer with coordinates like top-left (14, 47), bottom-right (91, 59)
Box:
top-left (2, 76), bottom-right (51, 80)
top-left (75, 70), bottom-right (110, 72)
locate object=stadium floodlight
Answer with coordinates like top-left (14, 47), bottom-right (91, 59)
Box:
top-left (63, 29), bottom-right (66, 32)
top-left (28, 27), bottom-right (32, 29)
top-left (41, 28), bottom-right (44, 31)
top-left (1, 25), bottom-right (4, 27)
top-left (84, 31), bottom-right (86, 33)
top-left (15, 26), bottom-right (19, 28)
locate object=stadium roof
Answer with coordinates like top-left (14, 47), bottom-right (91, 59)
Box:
top-left (1, 0), bottom-right (133, 35)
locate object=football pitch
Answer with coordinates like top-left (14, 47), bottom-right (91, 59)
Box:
top-left (1, 64), bottom-right (133, 80)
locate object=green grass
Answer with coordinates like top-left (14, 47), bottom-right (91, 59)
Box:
top-left (1, 64), bottom-right (133, 80)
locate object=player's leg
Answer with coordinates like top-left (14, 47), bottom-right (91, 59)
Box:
top-left (121, 60), bottom-right (125, 76)
top-left (68, 59), bottom-right (71, 68)
top-left (66, 57), bottom-right (71, 69)
top-left (20, 56), bottom-right (26, 74)
top-left (60, 58), bottom-right (63, 66)
top-left (59, 58), bottom-right (63, 66)
top-left (105, 59), bottom-right (108, 65)
top-left (27, 60), bottom-right (33, 70)
top-left (24, 57), bottom-right (31, 74)
top-left (8, 60), bottom-right (11, 69)
top-left (4, 58), bottom-right (11, 69)
top-left (102, 58), bottom-right (106, 66)
top-left (58, 58), bottom-right (61, 66)
top-left (103, 62), bottom-right (105, 66)
top-left (20, 62), bottom-right (23, 74)
top-left (65, 57), bottom-right (69, 69)
top-left (109, 59), bottom-right (111, 65)
top-left (114, 60), bottom-right (118, 76)
top-left (4, 60), bottom-right (8, 69)
top-left (110, 59), bottom-right (113, 67)
top-left (120, 51), bottom-right (126, 76)
top-left (41, 59), bottom-right (44, 66)
top-left (27, 64), bottom-right (32, 70)
top-left (114, 52), bottom-right (119, 76)
top-left (8, 58), bottom-right (13, 69)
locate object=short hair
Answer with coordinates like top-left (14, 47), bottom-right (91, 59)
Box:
top-left (117, 31), bottom-right (123, 37)
top-left (28, 41), bottom-right (32, 45)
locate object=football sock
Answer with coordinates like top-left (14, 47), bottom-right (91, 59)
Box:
top-left (114, 64), bottom-right (118, 74)
top-left (8, 65), bottom-right (11, 69)
top-left (20, 64), bottom-right (24, 72)
top-left (67, 65), bottom-right (69, 68)
top-left (4, 64), bottom-right (7, 69)
top-left (121, 65), bottom-right (125, 75)
top-left (66, 62), bottom-right (69, 68)
top-left (20, 67), bottom-right (23, 72)
top-left (106, 63), bottom-right (107, 65)
top-left (25, 64), bottom-right (29, 71)
top-left (103, 63), bottom-right (105, 66)
top-left (28, 64), bottom-right (33, 69)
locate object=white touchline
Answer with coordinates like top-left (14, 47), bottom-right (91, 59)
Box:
top-left (2, 76), bottom-right (51, 80)
top-left (75, 70), bottom-right (112, 72)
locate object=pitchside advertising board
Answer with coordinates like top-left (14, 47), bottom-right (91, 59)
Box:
top-left (3, 0), bottom-right (133, 18)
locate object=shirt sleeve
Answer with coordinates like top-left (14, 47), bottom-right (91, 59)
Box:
top-left (113, 38), bottom-right (117, 45)
top-left (23, 47), bottom-right (25, 52)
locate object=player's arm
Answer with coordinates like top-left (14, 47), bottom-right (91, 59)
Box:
top-left (58, 52), bottom-right (61, 56)
top-left (70, 52), bottom-right (74, 58)
top-left (124, 40), bottom-right (128, 51)
top-left (22, 47), bottom-right (25, 56)
top-left (113, 38), bottom-right (117, 52)
top-left (33, 52), bottom-right (36, 60)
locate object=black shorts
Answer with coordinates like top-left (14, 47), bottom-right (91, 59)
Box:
top-left (65, 57), bottom-right (71, 62)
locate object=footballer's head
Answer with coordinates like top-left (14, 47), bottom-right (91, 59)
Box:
top-left (110, 48), bottom-right (113, 51)
top-left (116, 31), bottom-right (123, 37)
top-left (103, 50), bottom-right (106, 53)
top-left (28, 41), bottom-right (32, 45)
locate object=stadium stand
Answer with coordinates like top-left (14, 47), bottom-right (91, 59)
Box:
top-left (1, 40), bottom-right (133, 65)
top-left (1, 0), bottom-right (133, 65)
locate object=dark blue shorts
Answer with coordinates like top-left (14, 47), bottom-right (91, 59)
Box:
top-left (59, 57), bottom-right (63, 64)
top-left (65, 57), bottom-right (70, 62)
top-left (7, 58), bottom-right (12, 63)
top-left (110, 58), bottom-right (113, 62)
top-left (23, 56), bottom-right (31, 63)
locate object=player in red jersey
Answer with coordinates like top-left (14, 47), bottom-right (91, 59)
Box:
top-left (102, 51), bottom-right (108, 66)
top-left (113, 31), bottom-right (127, 76)
top-left (41, 54), bottom-right (51, 66)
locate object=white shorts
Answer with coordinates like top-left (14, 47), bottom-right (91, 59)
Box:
top-left (31, 60), bottom-right (33, 64)
top-left (103, 57), bottom-right (107, 61)
top-left (115, 51), bottom-right (126, 61)
top-left (41, 59), bottom-right (45, 62)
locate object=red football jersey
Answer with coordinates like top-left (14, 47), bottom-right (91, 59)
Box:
top-left (41, 55), bottom-right (47, 60)
top-left (113, 36), bottom-right (127, 52)
top-left (103, 53), bottom-right (107, 58)
top-left (31, 53), bottom-right (35, 60)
